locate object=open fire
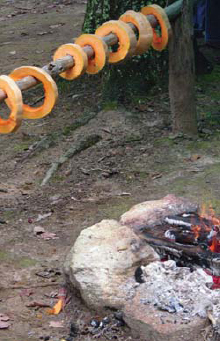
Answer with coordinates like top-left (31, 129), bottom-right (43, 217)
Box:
top-left (139, 205), bottom-right (220, 289)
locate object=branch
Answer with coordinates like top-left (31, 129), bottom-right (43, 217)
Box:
top-left (41, 134), bottom-right (102, 186)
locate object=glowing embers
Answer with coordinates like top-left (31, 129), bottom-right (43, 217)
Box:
top-left (164, 210), bottom-right (220, 253)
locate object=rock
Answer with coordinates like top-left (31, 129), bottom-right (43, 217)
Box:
top-left (64, 219), bottom-right (159, 309)
top-left (120, 194), bottom-right (198, 232)
top-left (123, 290), bottom-right (207, 341)
top-left (123, 260), bottom-right (219, 341)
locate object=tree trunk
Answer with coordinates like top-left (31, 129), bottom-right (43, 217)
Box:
top-left (169, 0), bottom-right (198, 135)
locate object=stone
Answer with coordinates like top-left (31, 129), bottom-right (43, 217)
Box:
top-left (123, 260), bottom-right (220, 341)
top-left (123, 290), bottom-right (208, 341)
top-left (120, 194), bottom-right (198, 232)
top-left (64, 219), bottom-right (159, 309)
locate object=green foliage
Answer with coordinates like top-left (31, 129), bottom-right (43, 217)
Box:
top-left (82, 0), bottom-right (168, 104)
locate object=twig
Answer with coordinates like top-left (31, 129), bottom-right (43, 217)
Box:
top-left (0, 282), bottom-right (60, 290)
top-left (41, 134), bottom-right (102, 186)
top-left (30, 95), bottom-right (45, 106)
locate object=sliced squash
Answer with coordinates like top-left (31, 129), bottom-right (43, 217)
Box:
top-left (119, 10), bottom-right (153, 55)
top-left (95, 20), bottom-right (137, 63)
top-left (0, 75), bottom-right (22, 134)
top-left (141, 4), bottom-right (171, 51)
top-left (9, 66), bottom-right (58, 119)
top-left (75, 34), bottom-right (109, 74)
top-left (53, 43), bottom-right (88, 80)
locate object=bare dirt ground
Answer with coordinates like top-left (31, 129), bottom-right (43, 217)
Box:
top-left (0, 1), bottom-right (220, 340)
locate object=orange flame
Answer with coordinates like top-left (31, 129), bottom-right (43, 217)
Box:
top-left (191, 204), bottom-right (220, 253)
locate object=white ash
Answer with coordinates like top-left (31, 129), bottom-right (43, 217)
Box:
top-left (140, 260), bottom-right (220, 322)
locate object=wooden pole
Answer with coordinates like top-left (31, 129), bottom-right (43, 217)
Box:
top-left (169, 0), bottom-right (198, 135)
top-left (0, 1), bottom-right (185, 103)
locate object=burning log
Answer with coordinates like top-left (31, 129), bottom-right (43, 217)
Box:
top-left (139, 211), bottom-right (220, 276)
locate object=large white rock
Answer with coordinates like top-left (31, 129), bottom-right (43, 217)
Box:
top-left (64, 219), bottom-right (159, 309)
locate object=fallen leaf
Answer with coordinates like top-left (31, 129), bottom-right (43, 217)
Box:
top-left (36, 268), bottom-right (61, 279)
top-left (47, 299), bottom-right (63, 315)
top-left (117, 192), bottom-right (131, 197)
top-left (0, 321), bottom-right (10, 329)
top-left (49, 320), bottom-right (64, 328)
top-left (36, 213), bottom-right (52, 222)
top-left (0, 314), bottom-right (10, 329)
top-left (19, 289), bottom-right (34, 297)
top-left (190, 154), bottom-right (201, 162)
top-left (49, 23), bottom-right (64, 29)
top-left (151, 172), bottom-right (162, 180)
top-left (40, 232), bottom-right (58, 240)
top-left (0, 314), bottom-right (10, 322)
top-left (34, 226), bottom-right (45, 235)
top-left (37, 31), bottom-right (49, 36)
top-left (47, 287), bottom-right (67, 315)
top-left (26, 301), bottom-right (51, 308)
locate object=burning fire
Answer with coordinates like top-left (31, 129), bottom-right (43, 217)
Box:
top-left (190, 204), bottom-right (220, 253)
top-left (192, 204), bottom-right (220, 289)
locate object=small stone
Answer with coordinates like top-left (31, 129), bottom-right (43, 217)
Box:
top-left (90, 319), bottom-right (100, 328)
top-left (102, 316), bottom-right (110, 325)
top-left (116, 320), bottom-right (125, 327)
top-left (66, 337), bottom-right (74, 341)
top-left (114, 311), bottom-right (124, 321)
top-left (69, 322), bottom-right (77, 336)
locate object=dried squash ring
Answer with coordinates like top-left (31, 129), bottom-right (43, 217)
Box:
top-left (0, 75), bottom-right (22, 134)
top-left (75, 34), bottom-right (109, 74)
top-left (53, 43), bottom-right (88, 80)
top-left (141, 4), bottom-right (171, 51)
top-left (95, 20), bottom-right (137, 63)
top-left (9, 66), bottom-right (58, 119)
top-left (119, 10), bottom-right (153, 55)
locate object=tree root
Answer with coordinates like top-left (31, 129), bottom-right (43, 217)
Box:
top-left (41, 134), bottom-right (102, 186)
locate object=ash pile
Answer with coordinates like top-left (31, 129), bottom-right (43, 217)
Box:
top-left (139, 260), bottom-right (220, 323)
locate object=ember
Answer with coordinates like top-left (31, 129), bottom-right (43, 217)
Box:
top-left (139, 206), bottom-right (220, 288)
top-left (164, 211), bottom-right (220, 253)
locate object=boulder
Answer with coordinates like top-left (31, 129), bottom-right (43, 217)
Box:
top-left (120, 194), bottom-right (198, 231)
top-left (64, 219), bottom-right (159, 309)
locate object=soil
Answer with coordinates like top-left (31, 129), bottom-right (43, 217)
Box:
top-left (0, 1), bottom-right (220, 341)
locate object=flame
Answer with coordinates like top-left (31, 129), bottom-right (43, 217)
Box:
top-left (191, 224), bottom-right (201, 240)
top-left (191, 204), bottom-right (220, 253)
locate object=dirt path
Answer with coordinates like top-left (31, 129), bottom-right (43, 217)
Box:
top-left (0, 1), bottom-right (220, 340)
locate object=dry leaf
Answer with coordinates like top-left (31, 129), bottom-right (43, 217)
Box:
top-left (0, 314), bottom-right (10, 329)
top-left (26, 301), bottom-right (51, 308)
top-left (151, 172), bottom-right (162, 180)
top-left (47, 288), bottom-right (67, 315)
top-left (47, 299), bottom-right (63, 315)
top-left (34, 226), bottom-right (45, 235)
top-left (0, 314), bottom-right (10, 322)
top-left (190, 154), bottom-right (201, 162)
top-left (40, 232), bottom-right (58, 240)
top-left (36, 212), bottom-right (52, 222)
top-left (49, 320), bottom-right (64, 328)
top-left (0, 321), bottom-right (10, 329)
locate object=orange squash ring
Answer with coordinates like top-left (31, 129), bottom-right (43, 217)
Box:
top-left (119, 10), bottom-right (153, 55)
top-left (141, 4), bottom-right (171, 51)
top-left (53, 43), bottom-right (88, 80)
top-left (0, 75), bottom-right (22, 134)
top-left (9, 66), bottom-right (58, 119)
top-left (95, 20), bottom-right (137, 63)
top-left (75, 34), bottom-right (109, 74)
